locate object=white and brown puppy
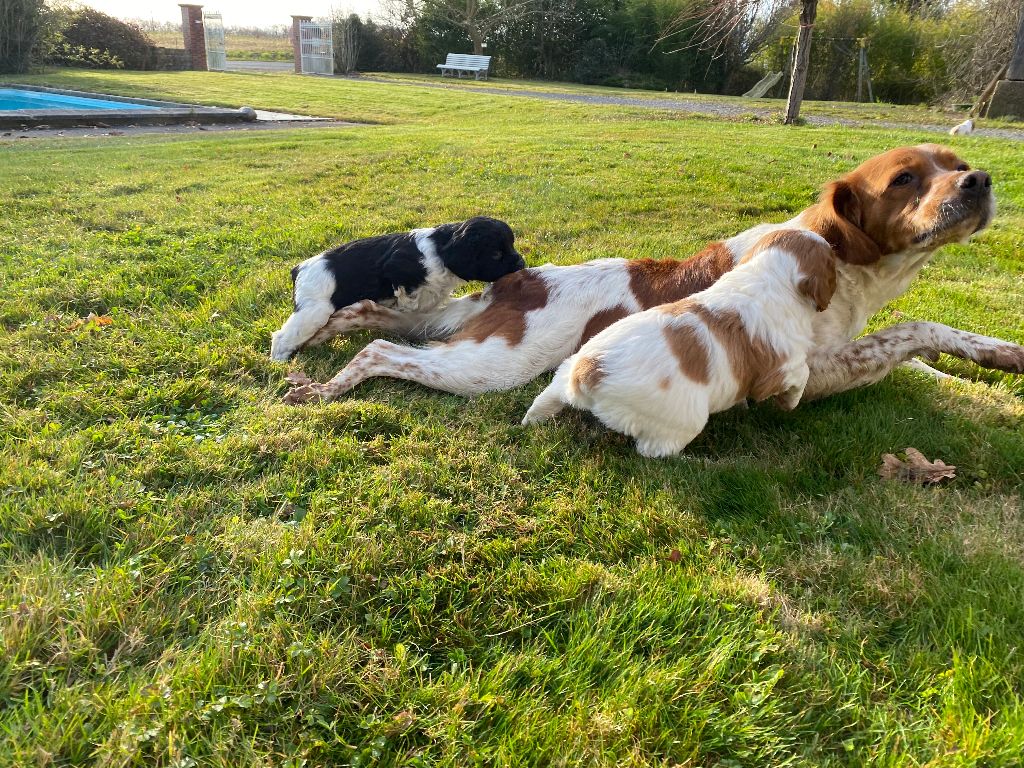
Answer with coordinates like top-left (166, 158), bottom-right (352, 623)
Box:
top-left (270, 216), bottom-right (525, 361)
top-left (522, 230), bottom-right (836, 457)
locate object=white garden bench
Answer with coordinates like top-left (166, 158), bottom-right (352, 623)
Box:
top-left (437, 53), bottom-right (492, 80)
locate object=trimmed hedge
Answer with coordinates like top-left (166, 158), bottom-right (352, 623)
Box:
top-left (53, 8), bottom-right (155, 70)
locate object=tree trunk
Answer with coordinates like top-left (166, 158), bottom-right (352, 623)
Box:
top-left (784, 0), bottom-right (819, 124)
top-left (469, 24), bottom-right (484, 55)
top-left (466, 0), bottom-right (484, 55)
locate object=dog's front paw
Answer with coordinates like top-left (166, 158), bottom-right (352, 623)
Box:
top-left (978, 343), bottom-right (1024, 374)
top-left (269, 331), bottom-right (292, 362)
top-left (283, 383), bottom-right (328, 405)
top-left (282, 371), bottom-right (328, 405)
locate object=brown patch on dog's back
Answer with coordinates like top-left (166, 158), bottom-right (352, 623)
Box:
top-left (454, 270), bottom-right (549, 346)
top-left (578, 304), bottom-right (629, 348)
top-left (662, 323), bottom-right (710, 384)
top-left (628, 241), bottom-right (735, 309)
top-left (660, 297), bottom-right (698, 317)
top-left (571, 356), bottom-right (605, 394)
top-left (691, 304), bottom-right (786, 401)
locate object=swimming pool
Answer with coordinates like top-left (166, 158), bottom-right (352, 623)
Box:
top-left (0, 84), bottom-right (256, 128)
top-left (0, 88), bottom-right (161, 111)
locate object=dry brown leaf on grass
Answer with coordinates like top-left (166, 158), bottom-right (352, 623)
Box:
top-left (67, 313), bottom-right (113, 331)
top-left (878, 447), bottom-right (956, 485)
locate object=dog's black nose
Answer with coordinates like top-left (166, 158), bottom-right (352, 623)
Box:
top-left (959, 170), bottom-right (992, 193)
top-left (514, 252), bottom-right (526, 269)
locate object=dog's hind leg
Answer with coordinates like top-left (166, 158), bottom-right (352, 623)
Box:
top-left (802, 321), bottom-right (1024, 401)
top-left (283, 337), bottom-right (540, 404)
top-left (902, 357), bottom-right (955, 381)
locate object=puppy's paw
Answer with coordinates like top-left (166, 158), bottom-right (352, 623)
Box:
top-left (269, 332), bottom-right (293, 362)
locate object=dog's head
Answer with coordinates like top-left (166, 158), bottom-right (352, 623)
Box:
top-left (437, 217), bottom-right (526, 282)
top-left (804, 144), bottom-right (995, 265)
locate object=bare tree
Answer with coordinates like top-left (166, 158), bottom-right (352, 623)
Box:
top-left (332, 11), bottom-right (360, 73)
top-left (658, 0), bottom-right (795, 80)
top-left (783, 0), bottom-right (818, 123)
top-left (385, 0), bottom-right (545, 54)
top-left (944, 0), bottom-right (1022, 103)
top-left (662, 0), bottom-right (814, 121)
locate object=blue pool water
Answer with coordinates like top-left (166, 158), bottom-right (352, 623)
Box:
top-left (0, 88), bottom-right (160, 111)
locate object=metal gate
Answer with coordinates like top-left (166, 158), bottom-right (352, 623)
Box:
top-left (203, 12), bottom-right (226, 71)
top-left (299, 21), bottom-right (334, 75)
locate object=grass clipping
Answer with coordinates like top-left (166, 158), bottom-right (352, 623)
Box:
top-left (879, 447), bottom-right (957, 485)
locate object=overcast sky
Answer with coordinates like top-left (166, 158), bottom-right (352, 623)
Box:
top-left (85, 0), bottom-right (385, 27)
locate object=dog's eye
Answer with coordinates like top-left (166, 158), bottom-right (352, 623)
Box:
top-left (492, 251), bottom-right (503, 260)
top-left (890, 172), bottom-right (913, 187)
top-left (956, 163), bottom-right (969, 172)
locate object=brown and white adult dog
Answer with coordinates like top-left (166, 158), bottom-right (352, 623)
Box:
top-left (283, 144), bottom-right (1024, 406)
top-left (522, 230), bottom-right (837, 457)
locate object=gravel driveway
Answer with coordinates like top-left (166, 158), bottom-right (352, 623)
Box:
top-left (357, 76), bottom-right (1024, 142)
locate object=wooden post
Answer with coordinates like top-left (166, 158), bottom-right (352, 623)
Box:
top-left (865, 46), bottom-right (873, 103)
top-left (784, 0), bottom-right (819, 124)
top-left (856, 39), bottom-right (865, 102)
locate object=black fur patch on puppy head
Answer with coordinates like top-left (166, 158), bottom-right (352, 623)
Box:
top-left (433, 217), bottom-right (526, 282)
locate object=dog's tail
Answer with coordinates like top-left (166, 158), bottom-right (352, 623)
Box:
top-left (522, 355), bottom-right (599, 425)
top-left (522, 381), bottom-right (566, 425)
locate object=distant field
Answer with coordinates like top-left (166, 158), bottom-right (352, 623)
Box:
top-left (1, 69), bottom-right (1023, 767)
top-left (147, 30), bottom-right (293, 61)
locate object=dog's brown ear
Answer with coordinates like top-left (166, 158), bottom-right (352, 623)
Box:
top-left (797, 244), bottom-right (838, 312)
top-left (808, 180), bottom-right (882, 265)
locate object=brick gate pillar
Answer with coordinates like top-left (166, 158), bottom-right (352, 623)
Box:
top-left (291, 16), bottom-right (312, 73)
top-left (179, 4), bottom-right (208, 71)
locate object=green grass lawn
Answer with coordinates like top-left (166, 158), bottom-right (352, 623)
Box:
top-left (1, 70), bottom-right (1023, 767)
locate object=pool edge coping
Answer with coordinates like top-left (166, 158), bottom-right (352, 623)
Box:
top-left (0, 83), bottom-right (255, 128)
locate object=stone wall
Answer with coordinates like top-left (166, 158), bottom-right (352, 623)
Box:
top-left (151, 47), bottom-right (192, 71)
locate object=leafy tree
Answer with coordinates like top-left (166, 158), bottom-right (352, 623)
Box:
top-left (391, 0), bottom-right (548, 54)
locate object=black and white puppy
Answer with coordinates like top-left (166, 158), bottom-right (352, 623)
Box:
top-left (270, 216), bottom-right (525, 361)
